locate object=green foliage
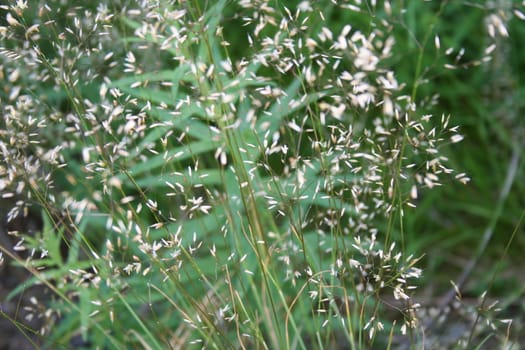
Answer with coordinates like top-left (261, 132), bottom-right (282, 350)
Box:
top-left (0, 0), bottom-right (523, 349)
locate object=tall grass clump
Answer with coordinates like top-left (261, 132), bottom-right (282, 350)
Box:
top-left (1, 0), bottom-right (523, 349)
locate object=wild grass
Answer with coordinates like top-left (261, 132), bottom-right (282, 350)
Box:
top-left (0, 1), bottom-right (524, 349)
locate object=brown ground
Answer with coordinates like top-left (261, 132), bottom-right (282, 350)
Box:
top-left (0, 205), bottom-right (45, 350)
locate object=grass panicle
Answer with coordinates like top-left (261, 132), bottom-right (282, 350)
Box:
top-left (1, 0), bottom-right (523, 349)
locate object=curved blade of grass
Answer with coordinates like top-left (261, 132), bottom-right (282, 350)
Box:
top-left (118, 138), bottom-right (219, 181)
top-left (115, 292), bottom-right (164, 350)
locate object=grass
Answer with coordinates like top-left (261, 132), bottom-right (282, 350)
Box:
top-left (0, 0), bottom-right (524, 349)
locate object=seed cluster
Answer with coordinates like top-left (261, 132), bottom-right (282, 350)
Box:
top-left (1, 0), bottom-right (521, 348)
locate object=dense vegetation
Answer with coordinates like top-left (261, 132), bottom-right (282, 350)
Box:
top-left (1, 1), bottom-right (524, 349)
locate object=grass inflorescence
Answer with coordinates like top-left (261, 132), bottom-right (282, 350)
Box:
top-left (1, 1), bottom-right (524, 349)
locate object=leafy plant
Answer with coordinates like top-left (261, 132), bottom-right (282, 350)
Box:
top-left (0, 0), bottom-right (523, 349)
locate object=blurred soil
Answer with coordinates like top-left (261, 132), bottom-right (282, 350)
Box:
top-left (0, 203), bottom-right (44, 350)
